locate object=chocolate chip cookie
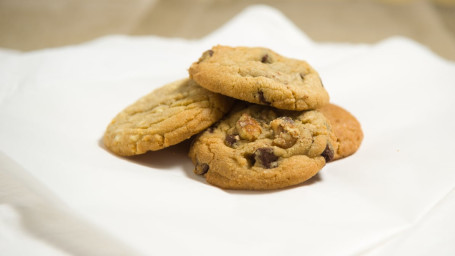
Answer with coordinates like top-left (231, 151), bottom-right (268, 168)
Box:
top-left (103, 78), bottom-right (234, 156)
top-left (319, 103), bottom-right (363, 160)
top-left (189, 45), bottom-right (329, 111)
top-left (189, 103), bottom-right (338, 190)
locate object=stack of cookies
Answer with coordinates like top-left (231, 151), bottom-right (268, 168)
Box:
top-left (103, 45), bottom-right (363, 190)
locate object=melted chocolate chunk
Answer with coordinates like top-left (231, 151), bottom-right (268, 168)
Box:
top-left (255, 147), bottom-right (278, 169)
top-left (261, 54), bottom-right (269, 63)
top-left (321, 144), bottom-right (334, 162)
top-left (207, 49), bottom-right (214, 56)
top-left (258, 90), bottom-right (271, 105)
top-left (225, 134), bottom-right (239, 147)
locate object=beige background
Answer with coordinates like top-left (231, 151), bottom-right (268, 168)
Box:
top-left (1, 0), bottom-right (455, 60)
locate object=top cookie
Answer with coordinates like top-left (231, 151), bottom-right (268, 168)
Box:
top-left (318, 103), bottom-right (363, 160)
top-left (189, 103), bottom-right (338, 190)
top-left (189, 45), bottom-right (329, 111)
top-left (103, 78), bottom-right (234, 156)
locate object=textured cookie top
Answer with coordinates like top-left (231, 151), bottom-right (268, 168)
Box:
top-left (189, 45), bottom-right (329, 111)
top-left (318, 103), bottom-right (363, 160)
top-left (103, 78), bottom-right (234, 156)
top-left (189, 104), bottom-right (338, 190)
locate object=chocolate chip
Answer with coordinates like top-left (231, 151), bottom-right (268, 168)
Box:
top-left (245, 153), bottom-right (256, 168)
top-left (258, 90), bottom-right (271, 105)
top-left (255, 147), bottom-right (278, 169)
top-left (195, 163), bottom-right (209, 175)
top-left (207, 121), bottom-right (219, 133)
top-left (321, 144), bottom-right (334, 162)
top-left (261, 54), bottom-right (269, 63)
top-left (197, 49), bottom-right (214, 63)
top-left (225, 134), bottom-right (239, 147)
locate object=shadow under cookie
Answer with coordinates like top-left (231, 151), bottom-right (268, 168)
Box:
top-left (99, 137), bottom-right (206, 184)
top-left (224, 173), bottom-right (323, 195)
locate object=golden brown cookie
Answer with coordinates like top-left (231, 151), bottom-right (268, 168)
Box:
top-left (189, 45), bottom-right (329, 111)
top-left (189, 103), bottom-right (338, 190)
top-left (318, 103), bottom-right (363, 160)
top-left (103, 78), bottom-right (234, 156)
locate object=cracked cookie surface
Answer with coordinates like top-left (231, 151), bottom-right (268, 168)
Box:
top-left (103, 78), bottom-right (234, 156)
top-left (189, 45), bottom-right (329, 111)
top-left (319, 103), bottom-right (363, 160)
top-left (189, 103), bottom-right (338, 190)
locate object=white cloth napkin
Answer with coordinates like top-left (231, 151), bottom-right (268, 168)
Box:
top-left (1, 5), bottom-right (455, 256)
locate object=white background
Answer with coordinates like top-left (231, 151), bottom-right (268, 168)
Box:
top-left (1, 5), bottom-right (455, 256)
